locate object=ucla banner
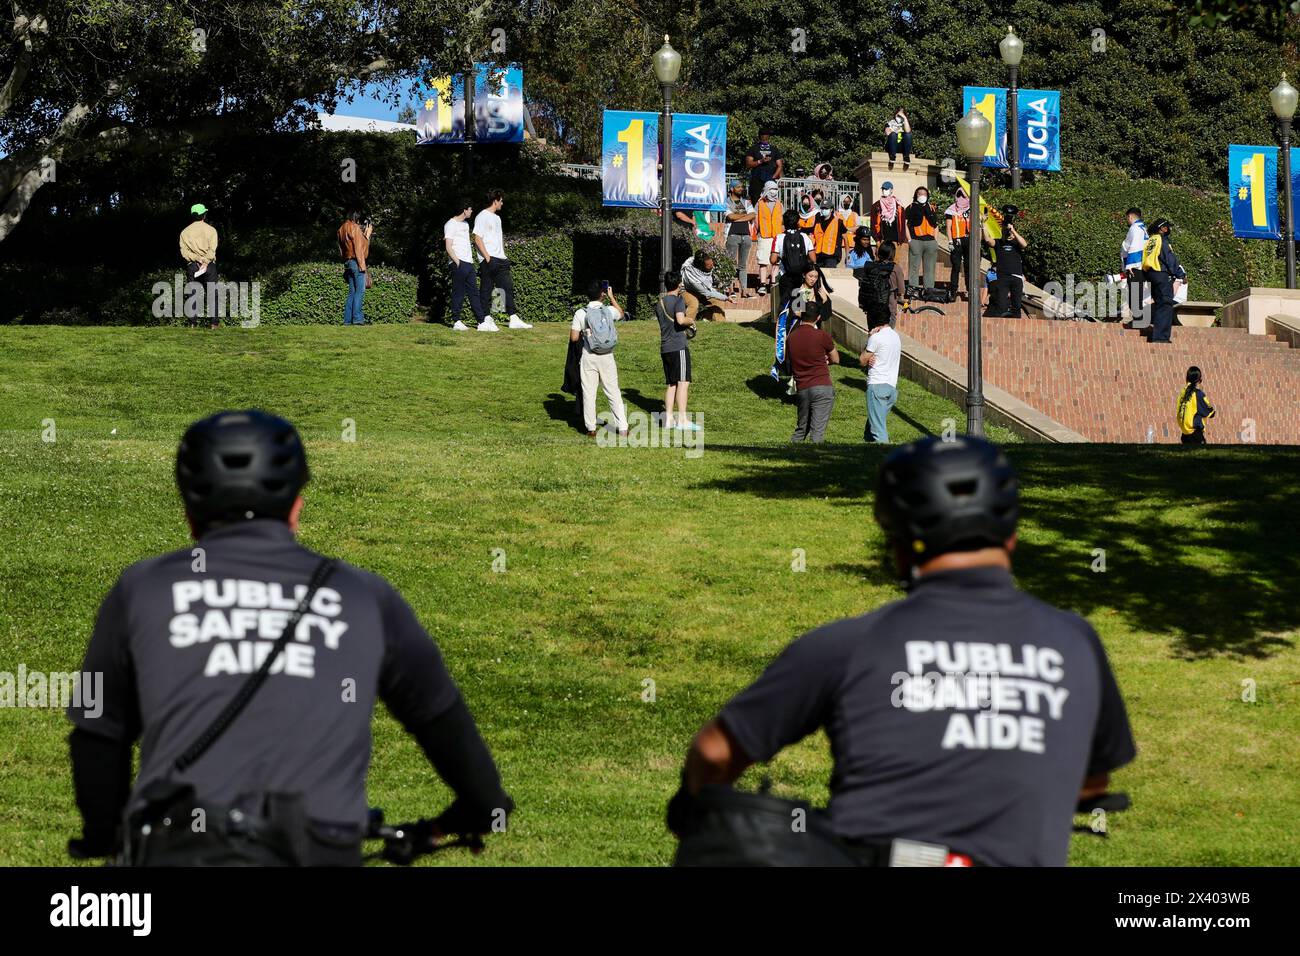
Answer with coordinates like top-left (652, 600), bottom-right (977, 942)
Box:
top-left (1229, 145), bottom-right (1280, 240)
top-left (602, 110), bottom-right (660, 208)
top-left (962, 86), bottom-right (1008, 169)
top-left (416, 74), bottom-right (466, 144)
top-left (1018, 90), bottom-right (1061, 171)
top-left (669, 114), bottom-right (728, 211)
top-left (474, 63), bottom-right (524, 143)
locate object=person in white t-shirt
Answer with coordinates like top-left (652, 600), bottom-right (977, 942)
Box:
top-left (569, 280), bottom-right (628, 437)
top-left (444, 199), bottom-right (487, 331)
top-left (473, 189), bottom-right (531, 331)
top-left (860, 316), bottom-right (901, 443)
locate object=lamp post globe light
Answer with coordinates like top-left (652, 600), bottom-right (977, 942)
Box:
top-left (957, 108), bottom-right (993, 438)
top-left (654, 36), bottom-right (682, 290)
top-left (999, 26), bottom-right (1024, 190)
top-left (1271, 72), bottom-right (1298, 289)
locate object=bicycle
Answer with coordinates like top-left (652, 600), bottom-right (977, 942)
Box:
top-left (364, 807), bottom-right (488, 865)
top-left (900, 283), bottom-right (947, 316)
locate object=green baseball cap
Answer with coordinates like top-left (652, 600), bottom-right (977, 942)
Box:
top-left (190, 203), bottom-right (208, 215)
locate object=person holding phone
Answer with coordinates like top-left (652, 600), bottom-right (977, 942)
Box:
top-left (984, 206), bottom-right (1028, 318)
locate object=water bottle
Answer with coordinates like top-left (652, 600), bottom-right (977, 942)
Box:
top-left (1145, 426), bottom-right (1155, 444)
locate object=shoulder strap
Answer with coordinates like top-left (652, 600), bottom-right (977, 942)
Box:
top-left (172, 556), bottom-right (337, 774)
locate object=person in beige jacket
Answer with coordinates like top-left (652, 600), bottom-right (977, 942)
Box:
top-left (179, 203), bottom-right (220, 328)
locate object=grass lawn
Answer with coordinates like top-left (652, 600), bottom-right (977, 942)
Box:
top-left (0, 320), bottom-right (1296, 866)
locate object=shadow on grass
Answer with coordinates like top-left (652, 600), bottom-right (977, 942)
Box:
top-left (542, 393), bottom-right (587, 435)
top-left (692, 443), bottom-right (1300, 660)
top-left (622, 388), bottom-right (662, 417)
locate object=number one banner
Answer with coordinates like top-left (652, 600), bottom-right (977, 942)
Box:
top-left (962, 87), bottom-right (1008, 169)
top-left (1228, 145), bottom-right (1280, 240)
top-left (602, 111), bottom-right (660, 208)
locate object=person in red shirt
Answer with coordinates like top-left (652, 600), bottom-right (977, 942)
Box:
top-left (787, 265), bottom-right (840, 443)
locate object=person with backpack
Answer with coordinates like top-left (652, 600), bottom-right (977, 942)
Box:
top-left (771, 209), bottom-right (815, 308)
top-left (66, 410), bottom-right (513, 866)
top-left (1177, 366), bottom-right (1215, 445)
top-left (657, 271), bottom-right (701, 432)
top-left (569, 280), bottom-right (628, 438)
top-left (858, 239), bottom-right (905, 328)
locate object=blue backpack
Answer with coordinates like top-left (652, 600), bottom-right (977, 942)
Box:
top-left (584, 304), bottom-right (619, 354)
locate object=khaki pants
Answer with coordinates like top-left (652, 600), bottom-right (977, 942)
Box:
top-left (682, 289), bottom-right (726, 323)
top-left (579, 350), bottom-right (627, 432)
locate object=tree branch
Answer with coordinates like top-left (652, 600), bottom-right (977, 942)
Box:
top-left (0, 9), bottom-right (49, 118)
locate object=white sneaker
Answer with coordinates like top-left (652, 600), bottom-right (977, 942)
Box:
top-left (508, 314), bottom-right (533, 329)
top-left (452, 320), bottom-right (469, 331)
top-left (477, 317), bottom-right (500, 332)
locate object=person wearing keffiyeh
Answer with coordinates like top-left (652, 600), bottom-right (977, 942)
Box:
top-left (944, 187), bottom-right (972, 297)
top-left (871, 182), bottom-right (907, 244)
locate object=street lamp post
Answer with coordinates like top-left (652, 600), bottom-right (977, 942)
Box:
top-left (1271, 73), bottom-right (1298, 289)
top-left (653, 36), bottom-right (682, 291)
top-left (957, 108), bottom-right (993, 438)
top-left (999, 26), bottom-right (1024, 191)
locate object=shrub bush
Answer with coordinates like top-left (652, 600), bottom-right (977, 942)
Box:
top-left (929, 162), bottom-right (1285, 307)
top-left (255, 261), bottom-right (418, 325)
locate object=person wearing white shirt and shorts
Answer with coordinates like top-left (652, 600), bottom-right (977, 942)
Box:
top-left (861, 315), bottom-right (901, 443)
top-left (444, 199), bottom-right (487, 331)
top-left (473, 189), bottom-right (531, 331)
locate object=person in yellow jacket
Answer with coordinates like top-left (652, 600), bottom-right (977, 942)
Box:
top-left (752, 180), bottom-right (784, 296)
top-left (1177, 366), bottom-right (1215, 445)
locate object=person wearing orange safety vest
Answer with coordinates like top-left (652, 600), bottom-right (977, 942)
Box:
top-left (944, 187), bottom-right (972, 298)
top-left (814, 204), bottom-right (846, 266)
top-left (904, 186), bottom-right (940, 291)
top-left (751, 180), bottom-right (784, 296)
top-left (837, 195), bottom-right (862, 257)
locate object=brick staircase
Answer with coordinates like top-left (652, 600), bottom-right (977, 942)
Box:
top-left (900, 304), bottom-right (1300, 443)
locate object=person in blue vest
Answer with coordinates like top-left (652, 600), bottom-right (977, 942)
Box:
top-left (1141, 219), bottom-right (1185, 344)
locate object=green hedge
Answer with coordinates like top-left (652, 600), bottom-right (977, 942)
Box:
top-left (426, 215), bottom-right (736, 324)
top-left (1, 261), bottom-right (418, 326)
top-left (931, 163), bottom-right (1284, 306)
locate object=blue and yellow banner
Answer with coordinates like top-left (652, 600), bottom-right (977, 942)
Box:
top-left (416, 74), bottom-right (465, 144)
top-left (1018, 90), bottom-right (1060, 172)
top-left (474, 63), bottom-right (524, 143)
top-left (1229, 144), bottom-right (1280, 240)
top-left (669, 114), bottom-right (728, 211)
top-left (416, 64), bottom-right (525, 144)
top-left (602, 110), bottom-right (660, 208)
top-left (962, 86), bottom-right (1008, 169)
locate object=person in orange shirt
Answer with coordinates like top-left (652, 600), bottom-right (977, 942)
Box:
top-left (904, 186), bottom-right (940, 291)
top-left (753, 180), bottom-right (784, 296)
top-left (837, 195), bottom-right (861, 257)
top-left (337, 209), bottom-right (372, 326)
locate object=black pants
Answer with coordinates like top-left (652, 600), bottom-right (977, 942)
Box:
top-left (449, 261), bottom-right (484, 322)
top-left (991, 275), bottom-right (1023, 317)
top-left (1181, 430), bottom-right (1206, 445)
top-left (949, 243), bottom-right (965, 293)
top-left (1126, 270), bottom-right (1149, 326)
top-left (1149, 275), bottom-right (1175, 342)
top-left (184, 260), bottom-right (220, 326)
top-left (478, 257), bottom-right (517, 316)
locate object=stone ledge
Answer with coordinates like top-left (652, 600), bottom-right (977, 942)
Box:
top-left (1265, 313), bottom-right (1300, 349)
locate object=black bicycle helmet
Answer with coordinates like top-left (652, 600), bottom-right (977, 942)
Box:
top-left (176, 409), bottom-right (309, 530)
top-left (874, 436), bottom-right (1018, 560)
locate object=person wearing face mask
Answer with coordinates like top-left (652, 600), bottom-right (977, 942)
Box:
top-left (723, 180), bottom-right (757, 298)
top-left (944, 187), bottom-right (972, 299)
top-left (813, 192), bottom-right (846, 267)
top-left (838, 196), bottom-right (862, 259)
top-left (753, 180), bottom-right (784, 297)
top-left (872, 182), bottom-right (907, 245)
top-left (798, 191), bottom-right (819, 233)
top-left (905, 186), bottom-right (940, 292)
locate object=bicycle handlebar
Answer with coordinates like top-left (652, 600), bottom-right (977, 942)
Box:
top-left (364, 808), bottom-right (486, 866)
